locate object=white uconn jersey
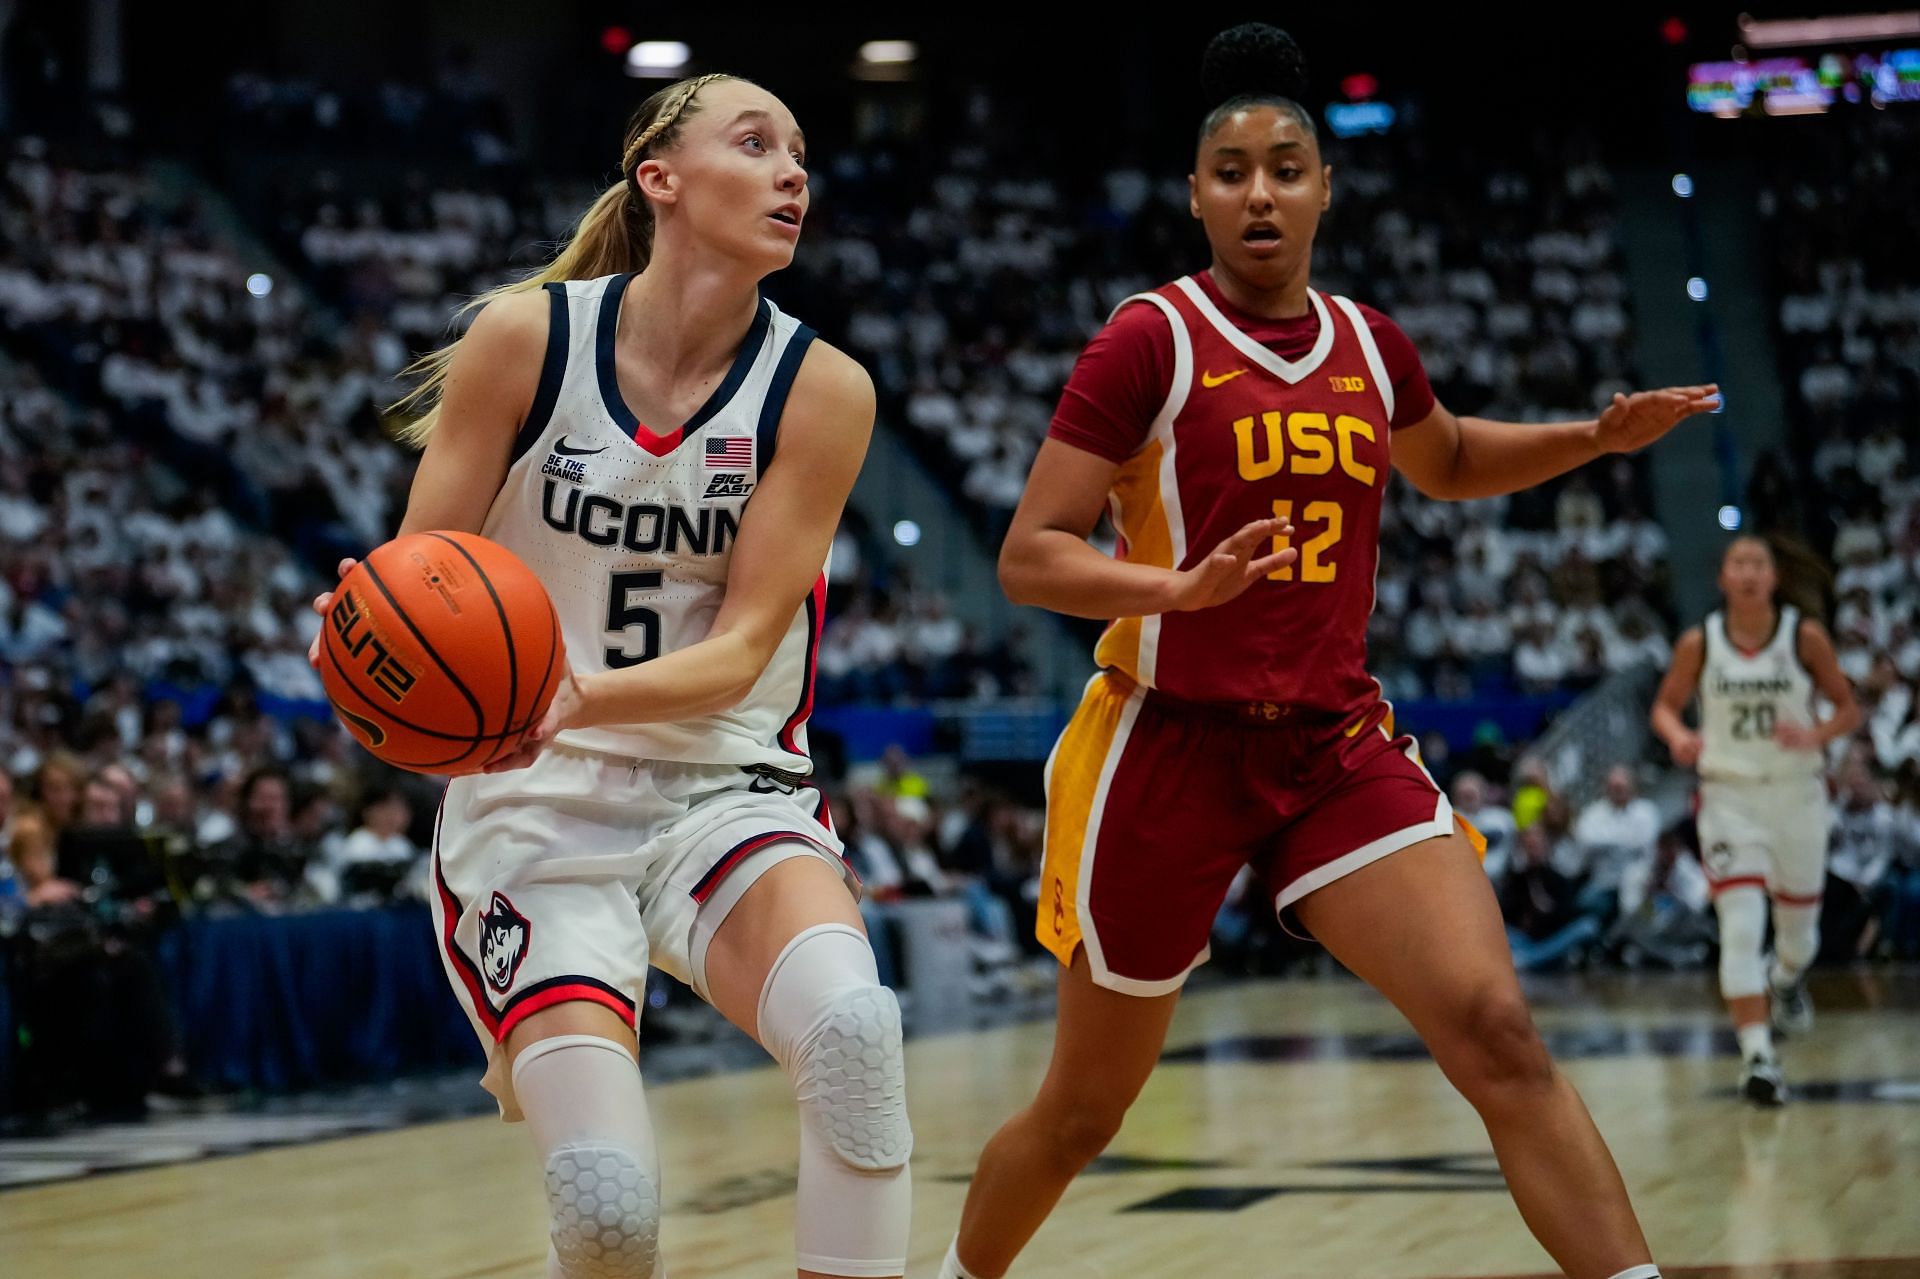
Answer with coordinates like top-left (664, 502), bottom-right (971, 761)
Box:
top-left (480, 272), bottom-right (823, 771)
top-left (1698, 606), bottom-right (1819, 782)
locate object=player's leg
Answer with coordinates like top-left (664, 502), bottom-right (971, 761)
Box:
top-left (935, 680), bottom-right (1246, 1278)
top-left (507, 1007), bottom-right (664, 1279)
top-left (1697, 786), bottom-right (1785, 1099)
top-left (939, 947), bottom-right (1181, 1279)
top-left (430, 752), bottom-right (665, 1279)
top-left (1293, 832), bottom-right (1658, 1279)
top-left (698, 852), bottom-right (910, 1279)
top-left (1766, 779), bottom-right (1828, 1037)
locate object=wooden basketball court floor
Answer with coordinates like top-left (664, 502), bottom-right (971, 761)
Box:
top-left (5, 968), bottom-right (1917, 1278)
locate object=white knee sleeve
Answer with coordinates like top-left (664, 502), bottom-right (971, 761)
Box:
top-left (1716, 887), bottom-right (1768, 999)
top-left (757, 923), bottom-right (912, 1276)
top-left (512, 1035), bottom-right (663, 1279)
top-left (1771, 902), bottom-right (1820, 984)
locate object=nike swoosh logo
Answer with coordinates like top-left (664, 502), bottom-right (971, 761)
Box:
top-left (554, 438), bottom-right (608, 456)
top-left (1201, 369), bottom-right (1247, 388)
top-left (333, 702), bottom-right (387, 748)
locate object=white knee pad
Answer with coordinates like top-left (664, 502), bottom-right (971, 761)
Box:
top-left (513, 1035), bottom-right (662, 1279)
top-left (758, 924), bottom-right (912, 1171)
top-left (758, 923), bottom-right (913, 1277)
top-left (545, 1144), bottom-right (660, 1278)
top-left (1771, 902), bottom-right (1820, 984)
top-left (1716, 886), bottom-right (1768, 999)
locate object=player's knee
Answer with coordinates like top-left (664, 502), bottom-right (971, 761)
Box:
top-left (1039, 1094), bottom-right (1129, 1169)
top-left (1440, 986), bottom-right (1554, 1109)
top-left (793, 979), bottom-right (913, 1172)
top-left (759, 924), bottom-right (913, 1172)
top-left (544, 1142), bottom-right (660, 1279)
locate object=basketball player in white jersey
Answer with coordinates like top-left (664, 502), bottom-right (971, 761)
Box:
top-left (1652, 536), bottom-right (1859, 1105)
top-left (310, 76), bottom-right (909, 1278)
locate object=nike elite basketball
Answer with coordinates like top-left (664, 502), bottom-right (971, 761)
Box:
top-left (318, 531), bottom-right (566, 775)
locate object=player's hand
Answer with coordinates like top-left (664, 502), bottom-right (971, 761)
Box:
top-left (1165, 517), bottom-right (1295, 613)
top-left (1772, 722), bottom-right (1822, 752)
top-left (1593, 384), bottom-right (1721, 454)
top-left (1666, 730), bottom-right (1704, 769)
top-left (307, 558), bottom-right (359, 667)
top-left (482, 669), bottom-right (586, 773)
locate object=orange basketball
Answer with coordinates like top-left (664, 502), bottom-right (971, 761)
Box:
top-left (318, 531), bottom-right (565, 776)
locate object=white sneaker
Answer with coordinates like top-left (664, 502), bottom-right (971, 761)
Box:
top-left (1741, 1054), bottom-right (1788, 1107)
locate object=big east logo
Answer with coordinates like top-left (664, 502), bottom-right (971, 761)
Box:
top-left (329, 591), bottom-right (418, 703)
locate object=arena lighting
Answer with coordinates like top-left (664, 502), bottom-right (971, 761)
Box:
top-left (858, 40), bottom-right (917, 64)
top-left (1737, 10), bottom-right (1920, 49)
top-left (1341, 72), bottom-right (1379, 100)
top-left (1718, 505), bottom-right (1743, 531)
top-left (627, 41), bottom-right (691, 78)
top-left (1672, 172), bottom-right (1695, 197)
top-left (892, 519), bottom-right (922, 548)
top-left (1661, 16), bottom-right (1689, 45)
top-left (246, 273), bottom-right (273, 298)
top-left (600, 26), bottom-right (634, 57)
top-left (1687, 276), bottom-right (1709, 301)
top-left (853, 39), bottom-right (918, 81)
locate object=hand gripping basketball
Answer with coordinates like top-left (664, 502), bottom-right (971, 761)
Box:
top-left (310, 533), bottom-right (569, 775)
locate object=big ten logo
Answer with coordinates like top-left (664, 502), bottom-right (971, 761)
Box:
top-left (1232, 411), bottom-right (1377, 487)
top-left (1328, 375), bottom-right (1367, 393)
top-left (329, 593), bottom-right (418, 703)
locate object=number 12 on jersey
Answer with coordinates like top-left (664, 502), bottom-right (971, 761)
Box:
top-left (606, 570), bottom-right (662, 668)
top-left (1268, 499), bottom-right (1342, 582)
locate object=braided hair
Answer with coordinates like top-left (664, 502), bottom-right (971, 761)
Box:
top-left (1198, 23), bottom-right (1315, 147)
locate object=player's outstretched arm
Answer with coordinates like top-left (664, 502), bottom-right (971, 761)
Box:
top-left (1392, 385), bottom-right (1721, 502)
top-left (559, 340), bottom-right (875, 732)
top-left (1650, 625), bottom-right (1706, 768)
top-left (999, 437), bottom-right (1294, 619)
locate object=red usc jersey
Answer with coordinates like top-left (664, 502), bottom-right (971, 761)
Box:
top-left (1057, 275), bottom-right (1424, 715)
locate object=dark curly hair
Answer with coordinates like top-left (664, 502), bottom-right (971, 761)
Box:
top-left (1198, 23), bottom-right (1316, 147)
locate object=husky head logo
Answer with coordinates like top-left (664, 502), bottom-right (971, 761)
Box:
top-left (479, 891), bottom-right (531, 994)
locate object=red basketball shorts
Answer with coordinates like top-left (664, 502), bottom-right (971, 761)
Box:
top-left (1038, 671), bottom-right (1483, 996)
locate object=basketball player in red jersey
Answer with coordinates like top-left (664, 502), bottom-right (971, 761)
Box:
top-left (936, 26), bottom-right (1714, 1279)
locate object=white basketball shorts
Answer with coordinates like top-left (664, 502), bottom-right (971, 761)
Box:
top-left (428, 741), bottom-right (854, 1118)
top-left (1695, 775), bottom-right (1829, 906)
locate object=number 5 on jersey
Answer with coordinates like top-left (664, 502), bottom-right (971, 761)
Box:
top-left (607, 570), bottom-right (662, 667)
top-left (1268, 499), bottom-right (1342, 582)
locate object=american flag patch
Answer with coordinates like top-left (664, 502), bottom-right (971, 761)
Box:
top-left (705, 437), bottom-right (753, 469)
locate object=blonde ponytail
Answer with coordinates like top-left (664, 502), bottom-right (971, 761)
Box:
top-left (390, 72), bottom-right (741, 447)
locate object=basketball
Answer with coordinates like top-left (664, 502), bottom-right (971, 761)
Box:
top-left (317, 531), bottom-right (566, 776)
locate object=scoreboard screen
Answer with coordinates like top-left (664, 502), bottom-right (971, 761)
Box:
top-left (1688, 47), bottom-right (1920, 115)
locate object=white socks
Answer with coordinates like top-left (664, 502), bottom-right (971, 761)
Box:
top-left (1607, 1267), bottom-right (1662, 1279)
top-left (1737, 1021), bottom-right (1775, 1062)
top-left (937, 1239), bottom-right (982, 1279)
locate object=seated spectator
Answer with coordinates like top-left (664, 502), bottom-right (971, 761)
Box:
top-left (1824, 759), bottom-right (1898, 962)
top-left (1565, 765), bottom-right (1661, 921)
top-left (8, 806), bottom-right (188, 1119)
top-left (198, 766), bottom-right (315, 910)
top-left (1609, 824), bottom-right (1712, 969)
top-left (312, 784), bottom-right (420, 905)
top-left (1500, 823), bottom-right (1603, 972)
